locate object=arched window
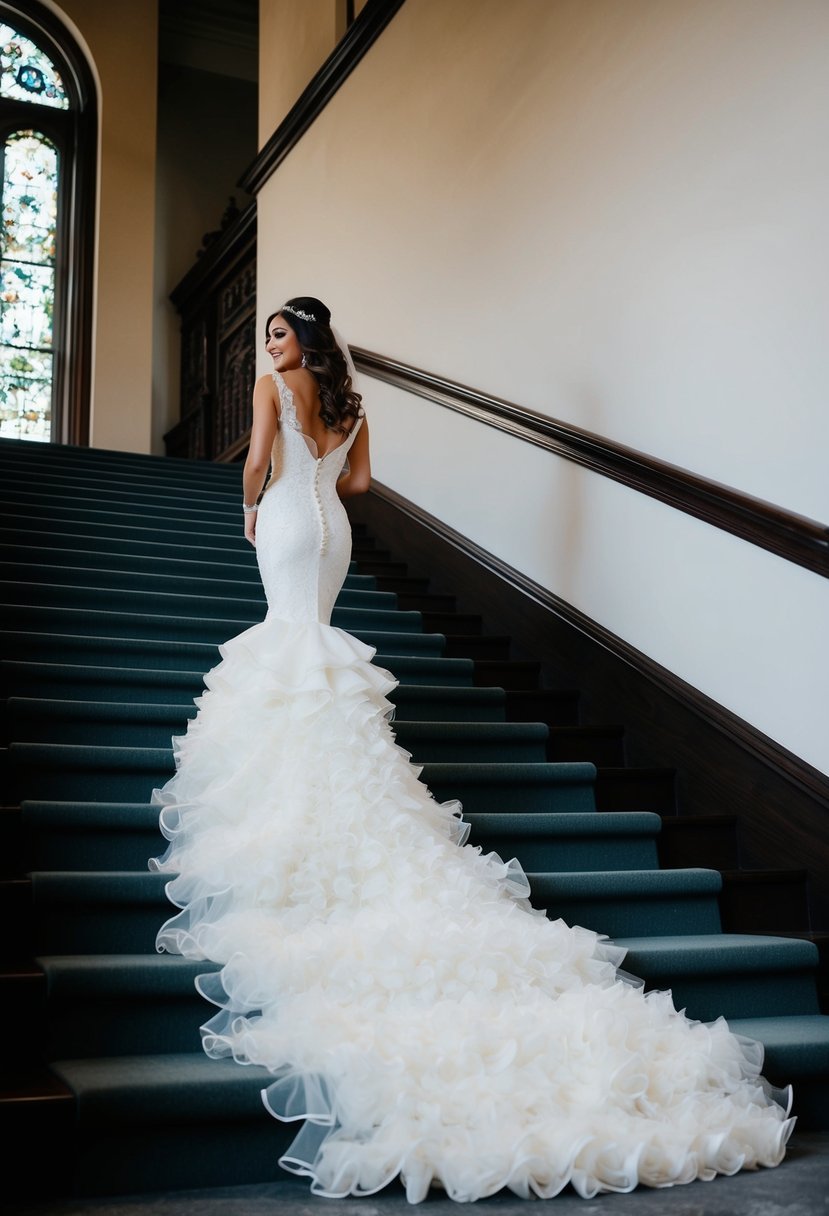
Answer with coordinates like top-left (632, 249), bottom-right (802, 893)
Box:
top-left (0, 3), bottom-right (96, 444)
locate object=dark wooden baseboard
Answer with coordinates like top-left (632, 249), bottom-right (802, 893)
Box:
top-left (348, 482), bottom-right (829, 929)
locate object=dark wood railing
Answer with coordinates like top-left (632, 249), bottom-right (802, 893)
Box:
top-left (166, 272), bottom-right (828, 577)
top-left (352, 349), bottom-right (829, 580)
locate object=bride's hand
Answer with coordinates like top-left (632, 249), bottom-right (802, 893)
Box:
top-left (244, 512), bottom-right (257, 546)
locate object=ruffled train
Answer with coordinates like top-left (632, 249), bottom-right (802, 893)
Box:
top-left (149, 613), bottom-right (794, 1202)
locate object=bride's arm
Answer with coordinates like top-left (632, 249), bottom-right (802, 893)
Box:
top-left (336, 417), bottom-right (371, 499)
top-left (242, 375), bottom-right (279, 544)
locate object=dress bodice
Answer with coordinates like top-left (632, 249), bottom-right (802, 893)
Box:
top-left (255, 371), bottom-right (363, 625)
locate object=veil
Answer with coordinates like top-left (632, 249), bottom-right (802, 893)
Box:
top-left (330, 325), bottom-right (363, 475)
top-left (331, 323), bottom-right (363, 406)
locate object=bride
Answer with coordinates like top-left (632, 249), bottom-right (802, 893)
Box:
top-left (149, 297), bottom-right (794, 1203)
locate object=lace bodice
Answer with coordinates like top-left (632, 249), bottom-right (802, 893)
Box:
top-left (255, 371), bottom-right (363, 625)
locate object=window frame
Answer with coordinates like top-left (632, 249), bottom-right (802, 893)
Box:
top-left (0, 2), bottom-right (96, 445)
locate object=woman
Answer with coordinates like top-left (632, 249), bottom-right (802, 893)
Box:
top-left (150, 297), bottom-right (793, 1203)
top-left (241, 302), bottom-right (371, 553)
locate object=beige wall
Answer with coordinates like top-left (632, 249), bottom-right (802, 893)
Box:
top-left (47, 0), bottom-right (157, 453)
top-left (256, 0), bottom-right (829, 771)
top-left (259, 0), bottom-right (339, 146)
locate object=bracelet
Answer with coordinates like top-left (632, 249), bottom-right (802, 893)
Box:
top-left (242, 503), bottom-right (258, 514)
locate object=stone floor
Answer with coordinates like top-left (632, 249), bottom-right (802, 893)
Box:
top-left (9, 1133), bottom-right (829, 1216)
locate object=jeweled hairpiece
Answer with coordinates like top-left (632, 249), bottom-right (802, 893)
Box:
top-left (281, 304), bottom-right (316, 323)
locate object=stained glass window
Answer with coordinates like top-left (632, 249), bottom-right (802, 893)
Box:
top-left (0, 8), bottom-right (93, 447)
top-left (0, 22), bottom-right (68, 109)
top-left (0, 13), bottom-right (73, 443)
top-left (0, 130), bottom-right (57, 440)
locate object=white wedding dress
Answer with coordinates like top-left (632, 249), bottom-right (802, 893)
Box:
top-left (149, 370), bottom-right (793, 1203)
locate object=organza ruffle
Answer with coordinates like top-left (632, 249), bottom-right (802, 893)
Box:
top-left (149, 614), bottom-right (794, 1203)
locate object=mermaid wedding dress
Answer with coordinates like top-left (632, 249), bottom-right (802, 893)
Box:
top-left (149, 370), bottom-right (793, 1203)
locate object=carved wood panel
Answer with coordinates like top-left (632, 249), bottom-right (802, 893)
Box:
top-left (165, 203), bottom-right (256, 463)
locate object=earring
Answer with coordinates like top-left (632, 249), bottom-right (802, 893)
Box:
top-left (301, 354), bottom-right (307, 367)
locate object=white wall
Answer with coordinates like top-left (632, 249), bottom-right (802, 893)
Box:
top-left (364, 378), bottom-right (829, 774)
top-left (256, 0), bottom-right (829, 772)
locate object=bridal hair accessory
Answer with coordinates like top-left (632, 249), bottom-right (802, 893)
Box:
top-left (282, 305), bottom-right (316, 323)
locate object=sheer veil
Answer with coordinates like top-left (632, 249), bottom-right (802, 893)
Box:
top-left (331, 323), bottom-right (363, 408)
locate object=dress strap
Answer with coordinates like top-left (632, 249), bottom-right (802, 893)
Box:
top-left (272, 370), bottom-right (295, 422)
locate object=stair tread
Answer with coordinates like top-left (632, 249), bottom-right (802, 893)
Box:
top-left (550, 724), bottom-right (625, 736)
top-left (16, 803), bottom-right (662, 836)
top-left (727, 1014), bottom-right (829, 1072)
top-left (661, 813), bottom-right (740, 825)
top-left (0, 567), bottom-right (388, 608)
top-left (10, 743), bottom-right (594, 772)
top-left (422, 760), bottom-right (596, 779)
top-left (1, 615), bottom-right (446, 652)
top-left (720, 869), bottom-right (811, 882)
top-left (2, 650), bottom-right (475, 675)
top-left (0, 543), bottom-right (265, 580)
top-left (0, 1068), bottom-right (75, 1103)
top-left (54, 1050), bottom-right (272, 1093)
top-left (466, 810), bottom-right (660, 834)
top-left (6, 699), bottom-right (540, 735)
top-left (1, 585), bottom-right (416, 624)
top-left (614, 933), bottom-right (820, 971)
top-left (528, 867), bottom-right (721, 894)
top-left (598, 765), bottom-right (677, 777)
top-left (36, 953), bottom-right (218, 995)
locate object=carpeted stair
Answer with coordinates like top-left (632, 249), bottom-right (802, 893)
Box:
top-left (1, 435), bottom-right (828, 1201)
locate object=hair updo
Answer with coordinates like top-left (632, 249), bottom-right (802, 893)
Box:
top-left (266, 296), bottom-right (362, 433)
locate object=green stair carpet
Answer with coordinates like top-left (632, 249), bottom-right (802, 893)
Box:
top-left (1, 434), bottom-right (828, 1201)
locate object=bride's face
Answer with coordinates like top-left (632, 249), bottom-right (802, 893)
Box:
top-left (266, 315), bottom-right (304, 371)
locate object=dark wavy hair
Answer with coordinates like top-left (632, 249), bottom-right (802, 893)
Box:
top-left (266, 296), bottom-right (362, 433)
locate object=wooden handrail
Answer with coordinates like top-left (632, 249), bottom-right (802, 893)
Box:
top-left (352, 346), bottom-right (829, 579)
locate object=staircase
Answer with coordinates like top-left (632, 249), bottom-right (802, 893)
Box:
top-left (1, 436), bottom-right (828, 1202)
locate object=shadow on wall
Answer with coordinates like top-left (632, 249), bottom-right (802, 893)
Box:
top-left (549, 385), bottom-right (604, 602)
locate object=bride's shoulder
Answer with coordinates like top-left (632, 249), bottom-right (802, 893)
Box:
top-left (253, 373), bottom-right (281, 415)
top-left (254, 371), bottom-right (281, 400)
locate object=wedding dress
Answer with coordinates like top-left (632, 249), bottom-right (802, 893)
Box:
top-left (149, 369), bottom-right (793, 1203)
